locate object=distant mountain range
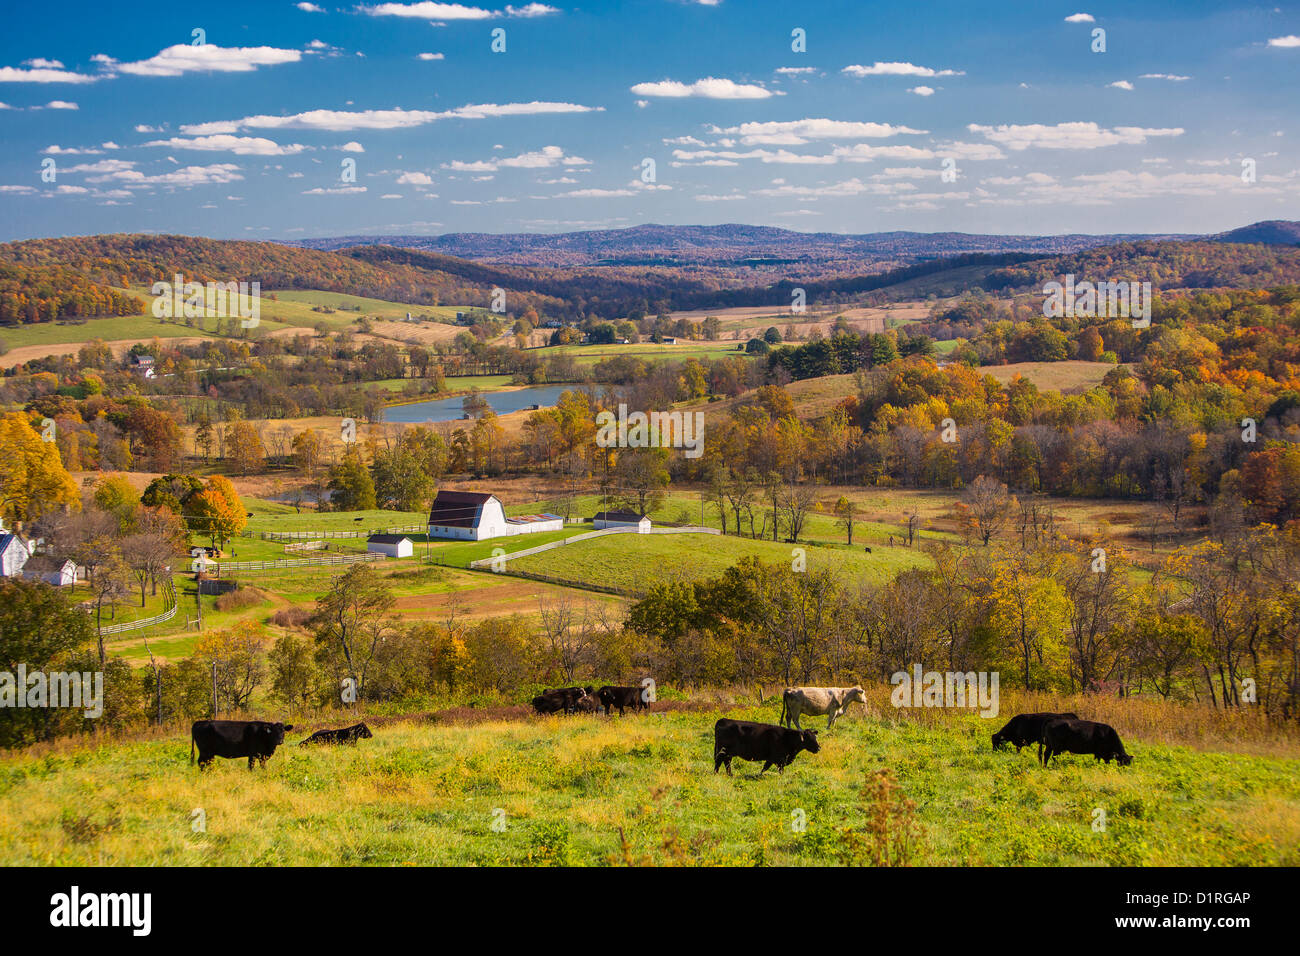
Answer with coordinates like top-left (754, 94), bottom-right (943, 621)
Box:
top-left (288, 223), bottom-right (1199, 267)
top-left (286, 220), bottom-right (1300, 268)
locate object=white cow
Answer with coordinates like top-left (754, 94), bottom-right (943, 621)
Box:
top-left (780, 686), bottom-right (867, 730)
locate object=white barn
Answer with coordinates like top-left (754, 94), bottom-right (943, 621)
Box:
top-left (427, 491), bottom-right (564, 541)
top-left (593, 510), bottom-right (652, 532)
top-left (23, 555), bottom-right (80, 587)
top-left (367, 534), bottom-right (414, 558)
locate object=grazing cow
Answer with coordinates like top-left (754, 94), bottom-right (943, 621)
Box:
top-left (299, 722), bottom-right (373, 746)
top-left (574, 689), bottom-right (600, 714)
top-left (779, 686), bottom-right (867, 730)
top-left (191, 720), bottom-right (293, 771)
top-left (713, 719), bottom-right (819, 775)
top-left (991, 712), bottom-right (1079, 752)
top-left (531, 686), bottom-right (591, 715)
top-left (596, 685), bottom-right (647, 717)
top-left (1039, 718), bottom-right (1133, 767)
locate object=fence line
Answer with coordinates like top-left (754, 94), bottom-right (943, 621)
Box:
top-left (98, 579), bottom-right (178, 636)
top-left (212, 552), bottom-right (385, 575)
top-left (250, 524), bottom-right (425, 542)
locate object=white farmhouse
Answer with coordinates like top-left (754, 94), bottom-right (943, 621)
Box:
top-left (426, 490), bottom-right (564, 541)
top-left (367, 534), bottom-right (414, 558)
top-left (0, 524), bottom-right (34, 578)
top-left (593, 510), bottom-right (652, 532)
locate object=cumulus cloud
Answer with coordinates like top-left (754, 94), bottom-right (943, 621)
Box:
top-left (1139, 73), bottom-right (1190, 80)
top-left (143, 135), bottom-right (307, 156)
top-left (0, 65), bottom-right (99, 83)
top-left (181, 101), bottom-right (600, 134)
top-left (303, 185), bottom-right (368, 194)
top-left (1064, 13), bottom-right (1095, 23)
top-left (842, 62), bottom-right (963, 78)
top-left (968, 121), bottom-right (1183, 150)
top-left (908, 86), bottom-right (935, 96)
top-left (1109, 80), bottom-right (1134, 90)
top-left (630, 77), bottom-right (776, 99)
top-left (1267, 35), bottom-right (1300, 47)
top-left (360, 2), bottom-right (558, 18)
top-left (715, 118), bottom-right (926, 145)
top-left (417, 52), bottom-right (445, 60)
top-left (445, 144), bottom-right (587, 172)
top-left (99, 44), bottom-right (303, 77)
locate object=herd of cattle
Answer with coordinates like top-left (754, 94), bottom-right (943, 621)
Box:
top-left (187, 686), bottom-right (1132, 776)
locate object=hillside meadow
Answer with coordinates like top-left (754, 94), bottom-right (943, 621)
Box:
top-left (0, 688), bottom-right (1295, 867)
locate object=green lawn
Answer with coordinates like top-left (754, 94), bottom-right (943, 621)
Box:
top-left (510, 531), bottom-right (930, 592)
top-left (1, 704), bottom-right (1294, 866)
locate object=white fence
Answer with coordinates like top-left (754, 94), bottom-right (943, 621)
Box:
top-left (97, 580), bottom-right (178, 636)
top-left (211, 552), bottom-right (385, 575)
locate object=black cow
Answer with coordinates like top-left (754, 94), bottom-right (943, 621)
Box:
top-left (191, 720), bottom-right (293, 770)
top-left (992, 712), bottom-right (1080, 752)
top-left (713, 718), bottom-right (820, 775)
top-left (532, 686), bottom-right (589, 715)
top-left (1039, 718), bottom-right (1133, 766)
top-left (299, 722), bottom-right (373, 746)
top-left (596, 685), bottom-right (647, 716)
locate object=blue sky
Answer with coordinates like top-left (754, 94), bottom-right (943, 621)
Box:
top-left (1, 0), bottom-right (1297, 241)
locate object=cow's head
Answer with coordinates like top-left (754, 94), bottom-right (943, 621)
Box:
top-left (991, 732), bottom-right (1007, 750)
top-left (800, 729), bottom-right (820, 753)
top-left (845, 686), bottom-right (867, 707)
top-left (265, 722), bottom-right (291, 746)
top-left (358, 723), bottom-right (373, 739)
top-left (1117, 751), bottom-right (1132, 766)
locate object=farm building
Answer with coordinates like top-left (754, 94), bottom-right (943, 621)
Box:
top-left (367, 534), bottom-right (414, 558)
top-left (0, 524), bottom-right (34, 578)
top-left (22, 555), bottom-right (80, 587)
top-left (592, 510), bottom-right (652, 532)
top-left (426, 490), bottom-right (564, 541)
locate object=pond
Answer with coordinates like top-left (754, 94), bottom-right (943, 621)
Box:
top-left (382, 384), bottom-right (572, 423)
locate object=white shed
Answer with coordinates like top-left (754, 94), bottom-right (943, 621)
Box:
top-left (593, 510), bottom-right (652, 532)
top-left (367, 534), bottom-right (414, 558)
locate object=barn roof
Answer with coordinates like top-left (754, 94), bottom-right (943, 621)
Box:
top-left (427, 490), bottom-right (499, 528)
top-left (367, 534), bottom-right (412, 544)
top-left (593, 510), bottom-right (648, 522)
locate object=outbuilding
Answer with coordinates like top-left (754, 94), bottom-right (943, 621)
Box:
top-left (592, 510), bottom-right (652, 532)
top-left (367, 534), bottom-right (414, 558)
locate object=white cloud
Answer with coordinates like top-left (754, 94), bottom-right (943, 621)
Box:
top-left (340, 141), bottom-right (365, 152)
top-left (42, 144), bottom-right (103, 155)
top-left (0, 65), bottom-right (98, 83)
top-left (297, 2), bottom-right (325, 10)
top-left (1267, 35), bottom-right (1300, 47)
top-left (417, 53), bottom-right (445, 60)
top-left (557, 187), bottom-right (636, 197)
top-left (303, 185), bottom-right (368, 194)
top-left (716, 118), bottom-right (925, 145)
top-left (361, 2), bottom-right (558, 18)
top-left (82, 162), bottom-right (245, 187)
top-left (104, 44), bottom-right (303, 78)
top-left (1109, 80), bottom-right (1134, 90)
top-left (44, 100), bottom-right (78, 109)
top-left (181, 101), bottom-right (600, 134)
top-left (842, 62), bottom-right (963, 78)
top-left (143, 134), bottom-right (307, 155)
top-left (630, 77), bottom-right (776, 99)
top-left (445, 144), bottom-right (587, 172)
top-left (908, 85), bottom-right (935, 96)
top-left (695, 192), bottom-right (746, 201)
top-left (1139, 73), bottom-right (1190, 81)
top-left (1064, 13), bottom-right (1095, 23)
top-left (775, 67), bottom-right (816, 75)
top-left (968, 121), bottom-right (1183, 150)
top-left (396, 171), bottom-right (435, 184)
top-left (754, 178), bottom-right (896, 198)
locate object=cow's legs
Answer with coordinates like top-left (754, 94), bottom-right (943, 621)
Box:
top-left (761, 761), bottom-right (773, 774)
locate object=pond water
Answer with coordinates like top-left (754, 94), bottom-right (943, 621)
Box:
top-left (382, 384), bottom-right (571, 423)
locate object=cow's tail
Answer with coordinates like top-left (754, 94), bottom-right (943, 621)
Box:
top-left (189, 732), bottom-right (195, 765)
top-left (779, 693), bottom-right (788, 727)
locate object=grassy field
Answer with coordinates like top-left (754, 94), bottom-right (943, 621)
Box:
top-left (510, 531), bottom-right (930, 591)
top-left (1, 690), bottom-right (1295, 866)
